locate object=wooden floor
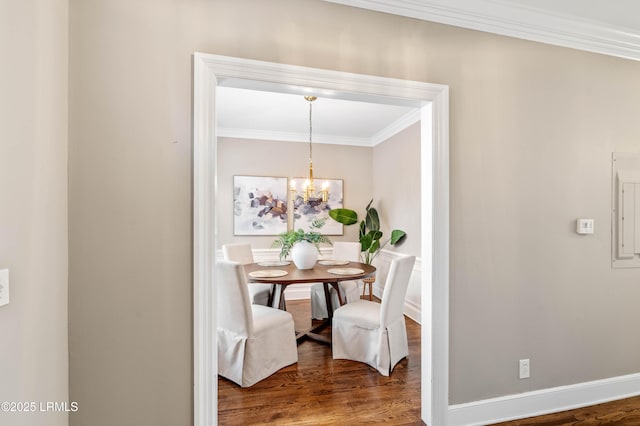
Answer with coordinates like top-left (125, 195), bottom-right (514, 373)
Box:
top-left (217, 297), bottom-right (422, 425)
top-left (493, 396), bottom-right (640, 426)
top-left (218, 299), bottom-right (640, 425)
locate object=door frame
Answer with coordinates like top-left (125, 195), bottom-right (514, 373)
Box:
top-left (193, 53), bottom-right (450, 425)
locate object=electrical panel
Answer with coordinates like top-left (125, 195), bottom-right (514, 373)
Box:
top-left (612, 153), bottom-right (640, 268)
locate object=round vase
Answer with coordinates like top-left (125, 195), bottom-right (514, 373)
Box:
top-left (291, 241), bottom-right (318, 269)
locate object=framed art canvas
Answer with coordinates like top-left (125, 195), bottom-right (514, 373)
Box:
top-left (290, 178), bottom-right (344, 235)
top-left (233, 175), bottom-right (288, 235)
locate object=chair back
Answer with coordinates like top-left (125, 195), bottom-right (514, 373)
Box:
top-left (222, 243), bottom-right (254, 265)
top-left (216, 260), bottom-right (254, 338)
top-left (379, 255), bottom-right (416, 328)
top-left (333, 242), bottom-right (361, 262)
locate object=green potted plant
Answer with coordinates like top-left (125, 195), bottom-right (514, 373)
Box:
top-left (329, 200), bottom-right (406, 298)
top-left (272, 218), bottom-right (332, 269)
top-left (329, 199), bottom-right (407, 264)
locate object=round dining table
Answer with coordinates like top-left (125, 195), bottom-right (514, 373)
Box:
top-left (244, 260), bottom-right (376, 344)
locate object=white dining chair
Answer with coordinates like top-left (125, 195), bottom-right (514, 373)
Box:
top-left (222, 243), bottom-right (272, 306)
top-left (216, 260), bottom-right (298, 387)
top-left (310, 242), bottom-right (362, 319)
top-left (332, 255), bottom-right (416, 376)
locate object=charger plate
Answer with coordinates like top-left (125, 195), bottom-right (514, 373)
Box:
top-left (248, 270), bottom-right (288, 278)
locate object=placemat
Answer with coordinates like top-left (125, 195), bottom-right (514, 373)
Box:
top-left (327, 267), bottom-right (364, 275)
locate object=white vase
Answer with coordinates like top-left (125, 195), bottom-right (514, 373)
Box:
top-left (291, 241), bottom-right (318, 269)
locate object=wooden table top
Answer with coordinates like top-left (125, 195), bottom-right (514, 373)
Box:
top-left (244, 261), bottom-right (376, 284)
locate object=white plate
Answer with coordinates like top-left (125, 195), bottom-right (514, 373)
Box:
top-left (248, 270), bottom-right (288, 278)
top-left (257, 260), bottom-right (291, 267)
top-left (327, 267), bottom-right (365, 276)
top-left (319, 259), bottom-right (350, 266)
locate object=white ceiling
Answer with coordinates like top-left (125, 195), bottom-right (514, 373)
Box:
top-left (217, 1), bottom-right (640, 147)
top-left (216, 86), bottom-right (419, 147)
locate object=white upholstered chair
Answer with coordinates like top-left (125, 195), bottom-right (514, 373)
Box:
top-left (216, 260), bottom-right (298, 387)
top-left (332, 255), bottom-right (416, 376)
top-left (222, 243), bottom-right (272, 306)
top-left (310, 242), bottom-right (362, 319)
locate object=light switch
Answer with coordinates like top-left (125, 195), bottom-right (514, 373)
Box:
top-left (576, 218), bottom-right (594, 235)
top-left (0, 269), bottom-right (9, 307)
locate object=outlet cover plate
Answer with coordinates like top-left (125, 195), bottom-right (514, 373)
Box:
top-left (0, 269), bottom-right (9, 307)
top-left (519, 358), bottom-right (530, 379)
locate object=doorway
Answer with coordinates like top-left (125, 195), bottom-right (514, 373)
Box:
top-left (193, 53), bottom-right (450, 425)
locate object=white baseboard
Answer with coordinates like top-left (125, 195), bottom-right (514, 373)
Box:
top-left (404, 299), bottom-right (421, 324)
top-left (448, 372), bottom-right (640, 426)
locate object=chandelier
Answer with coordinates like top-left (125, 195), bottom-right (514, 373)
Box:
top-left (291, 96), bottom-right (329, 204)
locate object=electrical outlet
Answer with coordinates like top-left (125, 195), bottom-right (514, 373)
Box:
top-left (0, 269), bottom-right (9, 307)
top-left (519, 359), bottom-right (530, 379)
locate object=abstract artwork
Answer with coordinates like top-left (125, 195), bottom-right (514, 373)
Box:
top-left (290, 178), bottom-right (344, 235)
top-left (233, 175), bottom-right (288, 235)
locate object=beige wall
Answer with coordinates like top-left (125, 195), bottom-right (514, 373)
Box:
top-left (372, 122), bottom-right (422, 257)
top-left (0, 1), bottom-right (69, 426)
top-left (68, 0), bottom-right (640, 423)
top-left (217, 137), bottom-right (373, 248)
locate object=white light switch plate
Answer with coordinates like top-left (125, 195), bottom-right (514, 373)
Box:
top-left (0, 269), bottom-right (9, 307)
top-left (576, 218), bottom-right (594, 234)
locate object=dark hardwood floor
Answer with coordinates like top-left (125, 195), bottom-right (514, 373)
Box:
top-left (217, 297), bottom-right (422, 425)
top-left (218, 298), bottom-right (640, 425)
top-left (493, 396), bottom-right (640, 426)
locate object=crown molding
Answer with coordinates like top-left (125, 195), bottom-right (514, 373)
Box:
top-left (370, 108), bottom-right (421, 146)
top-left (323, 0), bottom-right (640, 62)
top-left (219, 108), bottom-right (421, 147)
top-left (217, 127), bottom-right (372, 147)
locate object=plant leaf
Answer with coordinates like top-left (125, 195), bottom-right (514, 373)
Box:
top-left (390, 229), bottom-right (407, 245)
top-left (328, 208), bottom-right (358, 225)
top-left (368, 230), bottom-right (382, 241)
top-left (360, 233), bottom-right (373, 252)
top-left (359, 220), bottom-right (366, 239)
top-left (369, 239), bottom-right (380, 253)
top-left (365, 207), bottom-right (380, 231)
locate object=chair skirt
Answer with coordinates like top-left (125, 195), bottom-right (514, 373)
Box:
top-left (332, 301), bottom-right (409, 376)
top-left (218, 305), bottom-right (297, 387)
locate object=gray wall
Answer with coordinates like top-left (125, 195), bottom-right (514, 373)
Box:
top-left (68, 0), bottom-right (640, 424)
top-left (217, 137), bottom-right (373, 248)
top-left (0, 1), bottom-right (69, 426)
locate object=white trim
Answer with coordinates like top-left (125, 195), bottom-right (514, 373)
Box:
top-left (193, 53), bottom-right (449, 426)
top-left (219, 107), bottom-right (421, 148)
top-left (370, 108), bottom-right (421, 146)
top-left (323, 0), bottom-right (640, 62)
top-left (448, 373), bottom-right (640, 426)
top-left (217, 127), bottom-right (372, 147)
top-left (193, 56), bottom-right (217, 426)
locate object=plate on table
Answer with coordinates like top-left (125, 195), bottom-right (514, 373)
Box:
top-left (327, 267), bottom-right (364, 276)
top-left (319, 259), bottom-right (350, 266)
top-left (248, 270), bottom-right (288, 278)
top-left (257, 260), bottom-right (291, 267)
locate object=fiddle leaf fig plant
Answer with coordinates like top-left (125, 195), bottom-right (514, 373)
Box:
top-left (272, 217), bottom-right (332, 260)
top-left (329, 199), bottom-right (407, 264)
